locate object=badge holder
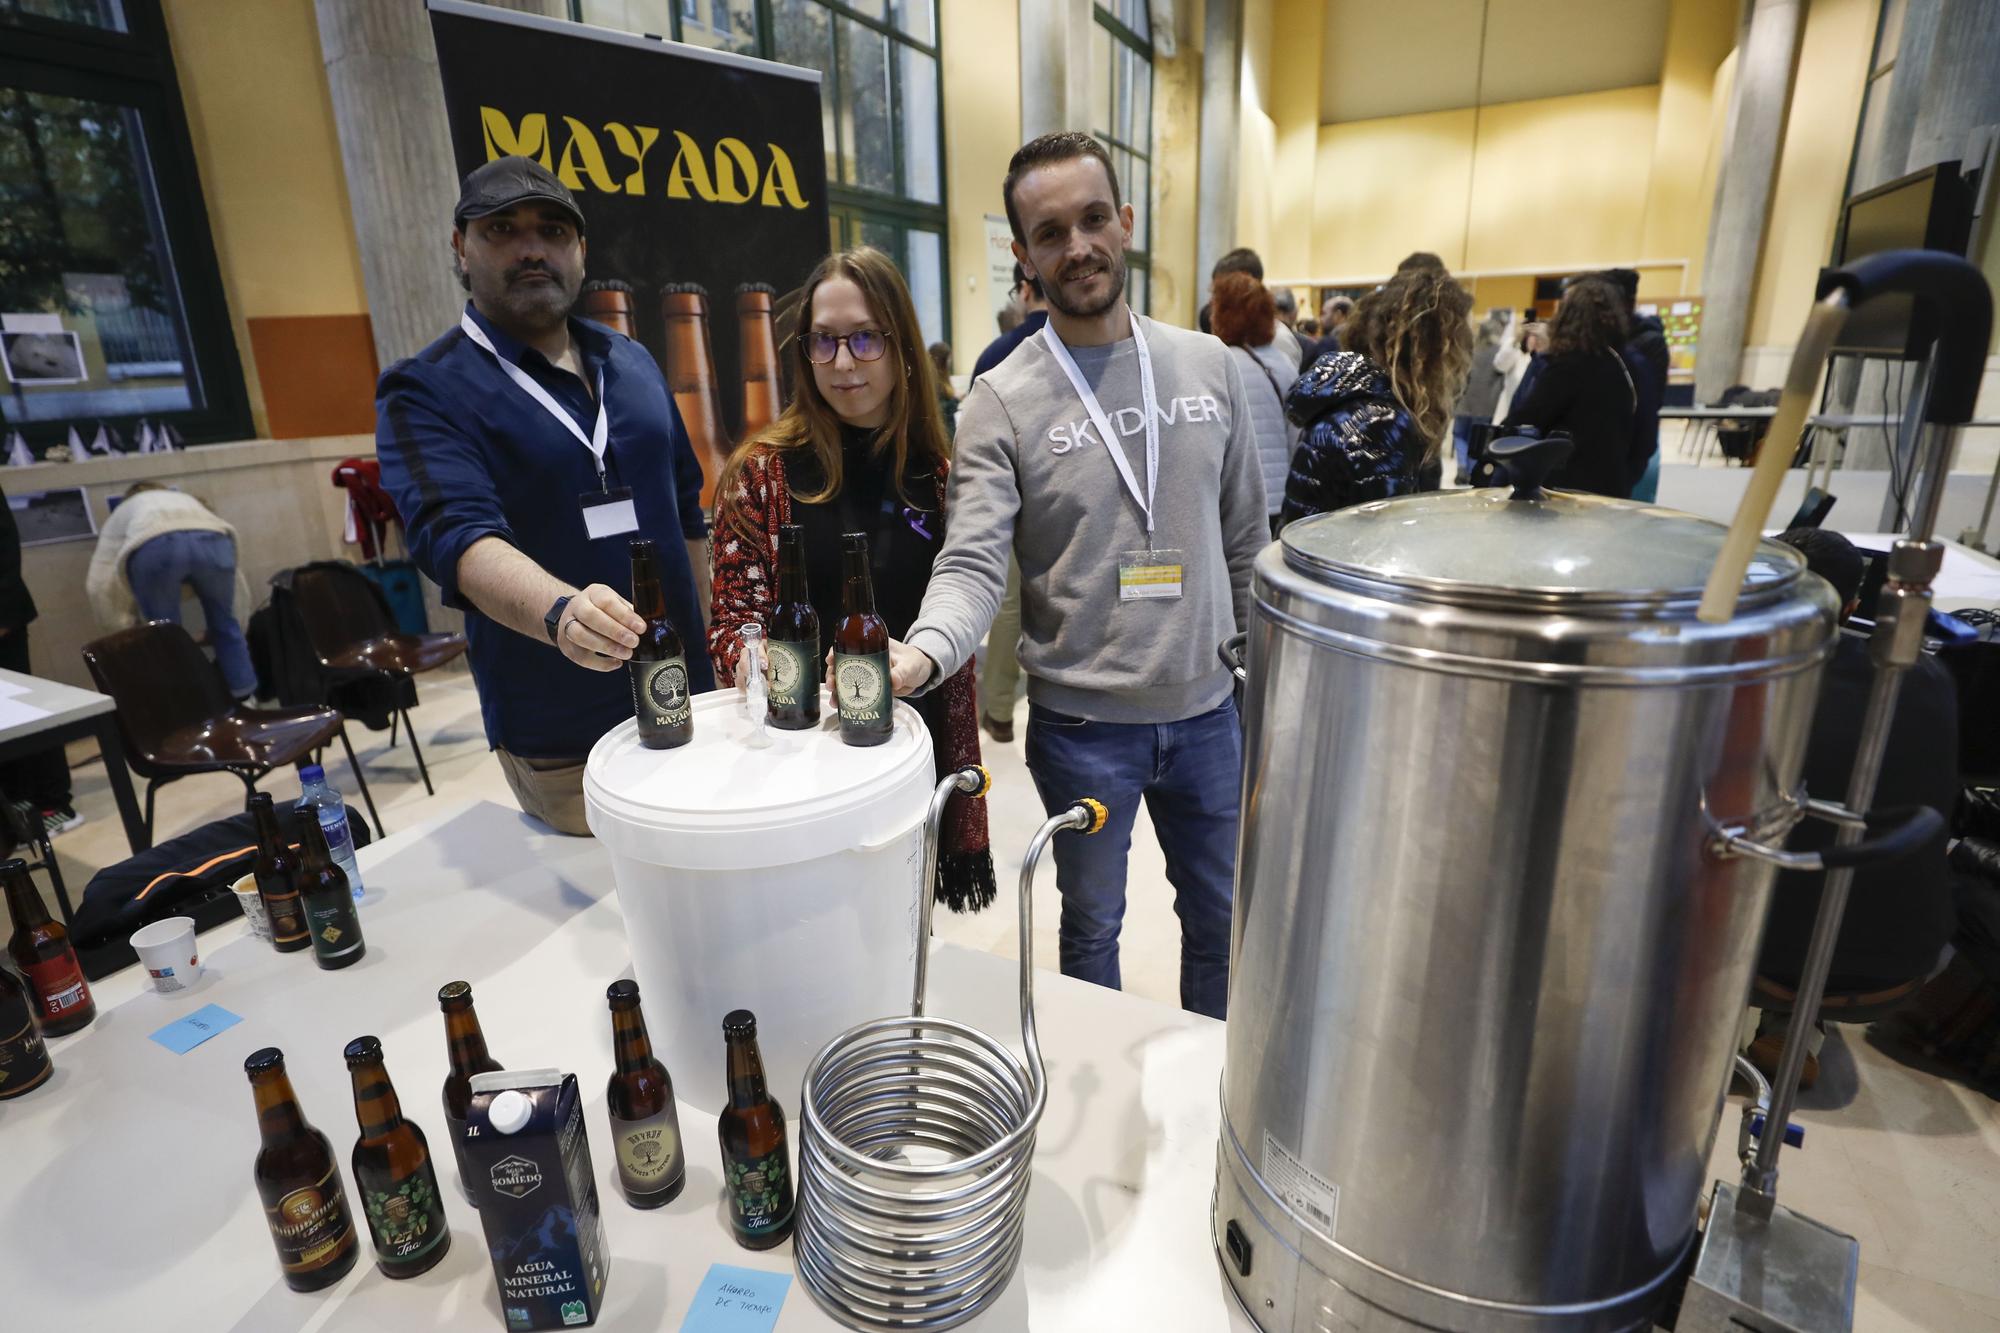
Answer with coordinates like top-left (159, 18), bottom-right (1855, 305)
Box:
top-left (1118, 548), bottom-right (1184, 601)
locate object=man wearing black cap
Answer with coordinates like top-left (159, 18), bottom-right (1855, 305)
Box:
top-left (376, 156), bottom-right (713, 835)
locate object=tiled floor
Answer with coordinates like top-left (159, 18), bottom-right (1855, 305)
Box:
top-left (30, 665), bottom-right (2000, 1331)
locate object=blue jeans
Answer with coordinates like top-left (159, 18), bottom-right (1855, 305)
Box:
top-left (1452, 414), bottom-right (1488, 480)
top-left (1631, 448), bottom-right (1661, 503)
top-left (127, 530), bottom-right (257, 697)
top-left (1024, 697), bottom-right (1243, 1018)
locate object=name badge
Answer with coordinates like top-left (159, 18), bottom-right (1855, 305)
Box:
top-left (1118, 548), bottom-right (1184, 601)
top-left (581, 487), bottom-right (639, 539)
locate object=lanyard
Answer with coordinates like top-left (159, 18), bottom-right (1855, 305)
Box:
top-left (459, 312), bottom-right (609, 483)
top-left (1043, 313), bottom-right (1160, 535)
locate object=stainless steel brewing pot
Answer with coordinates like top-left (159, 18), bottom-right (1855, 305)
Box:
top-left (1213, 471), bottom-right (1838, 1333)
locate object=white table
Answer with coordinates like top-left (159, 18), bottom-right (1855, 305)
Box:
top-left (1, 799), bottom-right (1248, 1332)
top-left (1833, 531), bottom-right (2000, 613)
top-left (0, 665), bottom-right (147, 862)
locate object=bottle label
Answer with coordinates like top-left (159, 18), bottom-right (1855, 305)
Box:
top-left (307, 900), bottom-right (363, 959)
top-left (834, 651), bottom-right (890, 726)
top-left (318, 809), bottom-right (355, 862)
top-left (630, 656), bottom-right (692, 730)
top-left (265, 891), bottom-right (309, 945)
top-left (266, 1164), bottom-right (356, 1271)
top-left (613, 1106), bottom-right (684, 1193)
top-left (362, 1167), bottom-right (449, 1262)
top-left (725, 1144), bottom-right (792, 1234)
top-left (766, 638), bottom-right (814, 712)
top-left (23, 952), bottom-right (91, 1020)
top-left (0, 1015), bottom-right (52, 1099)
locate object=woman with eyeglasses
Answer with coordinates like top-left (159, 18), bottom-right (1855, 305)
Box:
top-left (708, 246), bottom-right (993, 912)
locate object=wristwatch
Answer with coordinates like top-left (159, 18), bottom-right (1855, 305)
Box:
top-left (544, 594), bottom-right (573, 644)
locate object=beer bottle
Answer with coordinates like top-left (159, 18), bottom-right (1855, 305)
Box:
top-left (0, 963), bottom-right (53, 1100)
top-left (2, 859), bottom-right (94, 1036)
top-left (832, 532), bottom-right (893, 746)
top-left (628, 538), bottom-right (694, 749)
top-left (439, 980), bottom-right (502, 1207)
top-left (766, 524), bottom-right (821, 730)
top-left (344, 1035), bottom-right (452, 1278)
top-left (249, 793), bottom-right (311, 953)
top-left (297, 817), bottom-right (365, 970)
top-left (605, 980), bottom-right (686, 1208)
top-left (661, 282), bottom-right (729, 504)
top-left (245, 1046), bottom-right (360, 1292)
top-left (579, 278), bottom-right (638, 338)
top-left (736, 282), bottom-right (782, 440)
top-left (717, 1009), bottom-right (794, 1249)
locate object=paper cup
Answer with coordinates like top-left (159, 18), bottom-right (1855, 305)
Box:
top-left (130, 916), bottom-right (202, 994)
top-left (230, 873), bottom-right (271, 942)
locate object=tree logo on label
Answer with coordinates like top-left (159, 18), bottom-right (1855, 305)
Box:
top-left (769, 644), bottom-right (802, 696)
top-left (837, 657), bottom-right (883, 711)
top-left (648, 663), bottom-right (689, 712)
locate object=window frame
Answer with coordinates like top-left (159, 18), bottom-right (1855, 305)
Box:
top-left (0, 0), bottom-right (253, 446)
top-left (1092, 2), bottom-right (1152, 315)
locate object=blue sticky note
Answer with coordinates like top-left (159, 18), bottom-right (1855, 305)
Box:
top-left (679, 1263), bottom-right (791, 1333)
top-left (149, 1004), bottom-right (243, 1054)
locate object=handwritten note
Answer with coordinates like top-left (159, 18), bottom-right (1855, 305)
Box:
top-left (678, 1263), bottom-right (791, 1333)
top-left (149, 1004), bottom-right (242, 1054)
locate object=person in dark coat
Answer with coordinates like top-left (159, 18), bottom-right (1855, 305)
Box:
top-left (1280, 264), bottom-right (1471, 528)
top-left (1603, 268), bottom-right (1668, 501)
top-left (1501, 276), bottom-right (1635, 497)
top-left (0, 483), bottom-right (77, 836)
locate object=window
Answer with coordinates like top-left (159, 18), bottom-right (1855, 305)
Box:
top-left (0, 0), bottom-right (250, 449)
top-left (1092, 2), bottom-right (1152, 315)
top-left (572, 0), bottom-right (948, 345)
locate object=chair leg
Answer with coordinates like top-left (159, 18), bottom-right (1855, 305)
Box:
top-left (401, 707), bottom-right (434, 797)
top-left (33, 829), bottom-right (74, 927)
top-left (143, 780), bottom-right (158, 844)
top-left (335, 722), bottom-right (385, 839)
top-left (388, 710), bottom-right (400, 749)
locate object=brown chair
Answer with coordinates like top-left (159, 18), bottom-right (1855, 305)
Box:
top-left (81, 621), bottom-right (383, 848)
top-left (285, 562), bottom-right (467, 796)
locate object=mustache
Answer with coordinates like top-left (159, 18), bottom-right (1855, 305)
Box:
top-left (505, 261), bottom-right (561, 284)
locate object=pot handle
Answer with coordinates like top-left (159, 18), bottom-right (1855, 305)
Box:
top-left (1485, 433), bottom-right (1575, 499)
top-left (1713, 803), bottom-right (1944, 873)
top-left (1816, 250), bottom-right (1993, 425)
top-left (1219, 632), bottom-right (1248, 683)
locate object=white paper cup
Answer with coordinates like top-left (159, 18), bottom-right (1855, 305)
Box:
top-left (130, 916), bottom-right (202, 994)
top-left (230, 873), bottom-right (271, 942)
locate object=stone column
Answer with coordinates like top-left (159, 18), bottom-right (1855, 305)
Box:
top-left (1693, 0), bottom-right (1806, 405)
top-left (316, 0), bottom-right (567, 371)
top-left (1195, 0), bottom-right (1242, 290)
top-left (1906, 0), bottom-right (2000, 173)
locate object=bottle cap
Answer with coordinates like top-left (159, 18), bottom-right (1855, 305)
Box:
top-left (298, 763), bottom-right (325, 783)
top-left (723, 1008), bottom-right (757, 1037)
top-left (244, 1046), bottom-right (285, 1075)
top-left (489, 1089), bottom-right (533, 1135)
top-left (438, 980), bottom-right (473, 1006)
top-left (841, 532), bottom-right (867, 552)
top-left (607, 979), bottom-right (640, 1005)
top-left (342, 1035), bottom-right (383, 1066)
top-left (630, 537), bottom-right (658, 556)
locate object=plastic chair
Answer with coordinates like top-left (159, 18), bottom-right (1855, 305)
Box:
top-left (81, 621), bottom-right (383, 847)
top-left (284, 562), bottom-right (466, 796)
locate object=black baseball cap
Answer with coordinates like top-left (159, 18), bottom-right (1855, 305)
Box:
top-left (454, 156), bottom-right (585, 233)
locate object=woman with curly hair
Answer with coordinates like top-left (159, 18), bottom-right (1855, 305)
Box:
top-left (1500, 275), bottom-right (1635, 497)
top-left (707, 247), bottom-right (993, 911)
top-left (1279, 262), bottom-right (1472, 528)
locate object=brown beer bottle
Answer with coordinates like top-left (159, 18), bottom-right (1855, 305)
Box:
top-left (628, 538), bottom-right (694, 749)
top-left (2, 859), bottom-right (94, 1036)
top-left (438, 981), bottom-right (503, 1207)
top-left (832, 532), bottom-right (893, 746)
top-left (605, 980), bottom-right (686, 1208)
top-left (344, 1036), bottom-right (452, 1278)
top-left (0, 963), bottom-right (53, 1100)
top-left (579, 278), bottom-right (638, 338)
top-left (246, 1046), bottom-right (360, 1292)
top-left (736, 282), bottom-right (782, 440)
top-left (297, 818), bottom-right (364, 970)
top-left (766, 523), bottom-right (820, 730)
top-left (717, 1009), bottom-right (795, 1249)
top-left (661, 282), bottom-right (729, 505)
top-left (250, 793), bottom-right (311, 953)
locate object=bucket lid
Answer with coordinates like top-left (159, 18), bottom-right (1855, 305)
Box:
top-left (583, 690), bottom-right (935, 870)
top-left (1280, 488), bottom-right (1805, 610)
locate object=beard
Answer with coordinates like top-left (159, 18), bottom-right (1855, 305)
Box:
top-left (468, 259), bottom-right (582, 335)
top-left (1041, 249), bottom-right (1128, 320)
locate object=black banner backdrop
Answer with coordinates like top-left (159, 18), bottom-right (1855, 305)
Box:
top-left (428, 0), bottom-right (829, 501)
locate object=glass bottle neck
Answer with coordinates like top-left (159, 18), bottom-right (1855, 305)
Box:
top-left (841, 549), bottom-right (875, 614)
top-left (631, 551), bottom-right (666, 620)
top-left (776, 534), bottom-right (808, 603)
top-left (611, 1004), bottom-right (657, 1074)
top-left (252, 1071), bottom-right (311, 1147)
top-left (444, 1006), bottom-right (494, 1072)
top-left (725, 1036), bottom-right (769, 1106)
top-left (3, 871), bottom-right (49, 929)
top-left (350, 1060), bottom-right (406, 1140)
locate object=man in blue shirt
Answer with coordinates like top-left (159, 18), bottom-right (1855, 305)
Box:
top-left (972, 263), bottom-right (1048, 383)
top-left (377, 157), bottom-right (713, 834)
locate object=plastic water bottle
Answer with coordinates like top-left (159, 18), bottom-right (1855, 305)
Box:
top-left (296, 764), bottom-right (365, 901)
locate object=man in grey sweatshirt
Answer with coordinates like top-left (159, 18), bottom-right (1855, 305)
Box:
top-left (886, 133), bottom-right (1267, 1018)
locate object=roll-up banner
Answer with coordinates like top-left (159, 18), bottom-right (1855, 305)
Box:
top-left (428, 0), bottom-right (830, 502)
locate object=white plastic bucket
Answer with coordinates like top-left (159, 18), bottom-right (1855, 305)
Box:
top-left (584, 689), bottom-right (935, 1114)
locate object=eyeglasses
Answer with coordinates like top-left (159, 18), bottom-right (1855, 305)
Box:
top-left (805, 329), bottom-right (890, 364)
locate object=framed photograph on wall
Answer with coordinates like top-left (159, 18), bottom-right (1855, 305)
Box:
top-left (1, 330), bottom-right (89, 386)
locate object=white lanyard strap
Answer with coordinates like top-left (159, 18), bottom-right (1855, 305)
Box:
top-left (1043, 313), bottom-right (1159, 534)
top-left (459, 311), bottom-right (609, 481)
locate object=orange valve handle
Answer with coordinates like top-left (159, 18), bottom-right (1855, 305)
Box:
top-left (1075, 799), bottom-right (1108, 835)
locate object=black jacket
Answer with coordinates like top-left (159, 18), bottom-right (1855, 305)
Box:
top-left (1280, 351), bottom-right (1431, 528)
top-left (1501, 347), bottom-right (1636, 497)
top-left (1621, 315), bottom-right (1669, 487)
top-left (0, 483), bottom-right (37, 631)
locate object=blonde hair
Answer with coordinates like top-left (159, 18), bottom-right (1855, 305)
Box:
top-left (1346, 267), bottom-right (1473, 465)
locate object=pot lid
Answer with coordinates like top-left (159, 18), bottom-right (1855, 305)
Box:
top-left (1280, 487), bottom-right (1805, 608)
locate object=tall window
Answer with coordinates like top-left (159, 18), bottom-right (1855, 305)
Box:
top-left (1092, 1), bottom-right (1152, 315)
top-left (573, 0), bottom-right (947, 345)
top-left (0, 0), bottom-right (250, 449)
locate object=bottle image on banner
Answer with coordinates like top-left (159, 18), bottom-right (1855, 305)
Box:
top-left (2, 858), bottom-right (94, 1036)
top-left (246, 1046), bottom-right (360, 1292)
top-left (766, 523), bottom-right (820, 730)
top-left (735, 282), bottom-right (782, 441)
top-left (344, 1035), bottom-right (452, 1279)
top-left (249, 793), bottom-right (311, 953)
top-left (438, 981), bottom-right (503, 1208)
top-left (297, 817), bottom-right (365, 970)
top-left (579, 278), bottom-right (638, 338)
top-left (605, 980), bottom-right (686, 1208)
top-left (627, 538), bottom-right (693, 749)
top-left (833, 531), bottom-right (893, 746)
top-left (717, 1008), bottom-right (795, 1249)
top-left (0, 961), bottom-right (54, 1100)
top-left (660, 282), bottom-right (730, 505)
